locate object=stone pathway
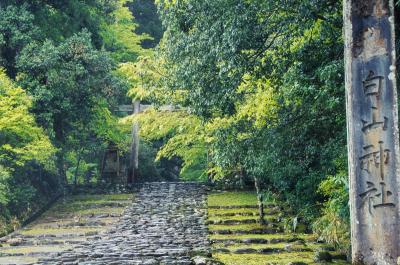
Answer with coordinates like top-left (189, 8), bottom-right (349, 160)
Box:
top-left (39, 182), bottom-right (210, 265)
top-left (0, 193), bottom-right (132, 265)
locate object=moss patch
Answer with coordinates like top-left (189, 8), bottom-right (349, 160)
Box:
top-left (0, 256), bottom-right (38, 265)
top-left (209, 223), bottom-right (281, 231)
top-left (0, 193), bottom-right (133, 263)
top-left (214, 253), bottom-right (350, 265)
top-left (213, 253), bottom-right (313, 264)
top-left (208, 214), bottom-right (279, 222)
top-left (207, 191), bottom-right (349, 265)
top-left (19, 227), bottom-right (101, 236)
top-left (0, 245), bottom-right (69, 254)
top-left (208, 208), bottom-right (259, 216)
top-left (208, 192), bottom-right (258, 207)
top-left (69, 194), bottom-right (133, 202)
top-left (209, 233), bottom-right (315, 241)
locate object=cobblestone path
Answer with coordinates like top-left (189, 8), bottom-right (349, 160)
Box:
top-left (39, 182), bottom-right (210, 265)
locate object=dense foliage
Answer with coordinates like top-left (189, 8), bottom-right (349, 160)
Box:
top-left (0, 70), bottom-right (56, 235)
top-left (126, 0), bottom-right (349, 250)
top-left (0, 0), bottom-right (148, 234)
top-left (2, 0), bottom-right (400, 257)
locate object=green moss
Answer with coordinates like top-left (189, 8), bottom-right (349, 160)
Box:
top-left (20, 227), bottom-right (101, 236)
top-left (214, 253), bottom-right (349, 265)
top-left (75, 207), bottom-right (125, 216)
top-left (208, 208), bottom-right (259, 216)
top-left (208, 192), bottom-right (258, 207)
top-left (209, 223), bottom-right (281, 231)
top-left (209, 233), bottom-right (315, 241)
top-left (41, 206), bottom-right (124, 219)
top-left (213, 242), bottom-right (329, 252)
top-left (213, 253), bottom-right (313, 265)
top-left (41, 194), bottom-right (132, 216)
top-left (70, 194), bottom-right (133, 202)
top-left (207, 192), bottom-right (350, 265)
top-left (208, 214), bottom-right (279, 222)
top-left (0, 245), bottom-right (69, 254)
top-left (29, 217), bottom-right (119, 229)
top-left (214, 242), bottom-right (297, 249)
top-left (0, 256), bottom-right (38, 264)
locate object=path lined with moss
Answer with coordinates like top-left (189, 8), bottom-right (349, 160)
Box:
top-left (1, 186), bottom-right (351, 265)
top-left (208, 192), bottom-right (349, 265)
top-left (39, 182), bottom-right (209, 265)
top-left (0, 193), bottom-right (132, 265)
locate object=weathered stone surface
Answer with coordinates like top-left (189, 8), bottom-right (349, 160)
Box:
top-left (232, 248), bottom-right (257, 254)
top-left (241, 238), bottom-right (268, 244)
top-left (37, 182), bottom-right (210, 264)
top-left (192, 255), bottom-right (224, 265)
top-left (344, 0), bottom-right (400, 263)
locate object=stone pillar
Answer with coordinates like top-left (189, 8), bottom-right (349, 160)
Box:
top-left (344, 0), bottom-right (400, 264)
top-left (128, 100), bottom-right (140, 184)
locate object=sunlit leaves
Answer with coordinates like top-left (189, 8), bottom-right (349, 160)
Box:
top-left (236, 76), bottom-right (279, 128)
top-left (0, 69), bottom-right (56, 170)
top-left (100, 0), bottom-right (151, 63)
top-left (120, 108), bottom-right (207, 179)
top-left (118, 56), bottom-right (187, 105)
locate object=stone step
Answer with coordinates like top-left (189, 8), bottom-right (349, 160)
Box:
top-left (32, 182), bottom-right (210, 264)
top-left (207, 209), bottom-right (280, 217)
top-left (213, 246), bottom-right (312, 254)
top-left (64, 201), bottom-right (131, 208)
top-left (210, 237), bottom-right (306, 245)
top-left (206, 218), bottom-right (280, 225)
top-left (208, 204), bottom-right (278, 210)
top-left (1, 236), bottom-right (89, 247)
top-left (29, 219), bottom-right (115, 229)
top-left (10, 231), bottom-right (101, 241)
top-left (206, 219), bottom-right (259, 225)
top-left (0, 245), bottom-right (71, 257)
top-left (209, 227), bottom-right (281, 235)
top-left (0, 252), bottom-right (57, 258)
top-left (207, 205), bottom-right (258, 209)
top-left (0, 256), bottom-right (38, 265)
top-left (208, 212), bottom-right (258, 217)
top-left (37, 213), bottom-right (123, 222)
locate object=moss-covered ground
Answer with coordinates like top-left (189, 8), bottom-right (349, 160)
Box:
top-left (207, 191), bottom-right (350, 265)
top-left (0, 193), bottom-right (132, 265)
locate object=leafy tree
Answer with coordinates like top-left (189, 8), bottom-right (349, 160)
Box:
top-left (0, 69), bottom-right (56, 171)
top-left (0, 0), bottom-right (118, 73)
top-left (0, 69), bottom-right (56, 235)
top-left (100, 0), bottom-right (151, 63)
top-left (0, 0), bottom-right (146, 235)
top-left (120, 108), bottom-right (207, 181)
top-left (0, 4), bottom-right (38, 77)
top-left (156, 0), bottom-right (341, 117)
top-left (17, 31), bottom-right (121, 180)
top-left (155, 0), bottom-right (345, 223)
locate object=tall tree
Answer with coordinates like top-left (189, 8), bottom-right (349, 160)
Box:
top-left (17, 31), bottom-right (120, 180)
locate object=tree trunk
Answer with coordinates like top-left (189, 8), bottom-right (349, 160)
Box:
top-left (253, 176), bottom-right (265, 225)
top-left (53, 114), bottom-right (67, 184)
